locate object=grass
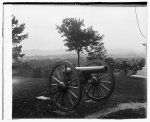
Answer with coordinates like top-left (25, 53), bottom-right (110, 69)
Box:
top-left (12, 75), bottom-right (147, 118)
top-left (101, 108), bottom-right (146, 119)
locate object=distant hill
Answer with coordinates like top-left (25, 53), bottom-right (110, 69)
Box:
top-left (107, 48), bottom-right (145, 58)
top-left (22, 49), bottom-right (87, 61)
top-left (22, 49), bottom-right (72, 56)
top-left (22, 48), bottom-right (146, 60)
top-left (23, 53), bottom-right (87, 61)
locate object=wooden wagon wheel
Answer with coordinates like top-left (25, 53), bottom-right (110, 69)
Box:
top-left (49, 61), bottom-right (82, 111)
top-left (85, 60), bottom-right (115, 101)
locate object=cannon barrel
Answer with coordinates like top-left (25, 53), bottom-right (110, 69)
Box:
top-left (75, 66), bottom-right (107, 73)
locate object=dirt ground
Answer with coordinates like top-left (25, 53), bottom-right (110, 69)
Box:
top-left (12, 75), bottom-right (147, 119)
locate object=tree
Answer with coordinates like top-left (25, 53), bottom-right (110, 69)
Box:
top-left (105, 57), bottom-right (114, 71)
top-left (138, 58), bottom-right (145, 69)
top-left (86, 39), bottom-right (107, 60)
top-left (12, 15), bottom-right (28, 65)
top-left (56, 18), bottom-right (104, 66)
top-left (122, 60), bottom-right (128, 75)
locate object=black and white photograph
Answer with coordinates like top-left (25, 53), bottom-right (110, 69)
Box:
top-left (2, 1), bottom-right (148, 119)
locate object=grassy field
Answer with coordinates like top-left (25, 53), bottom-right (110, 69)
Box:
top-left (12, 75), bottom-right (147, 118)
top-left (101, 108), bottom-right (146, 119)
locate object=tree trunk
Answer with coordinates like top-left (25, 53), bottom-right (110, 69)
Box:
top-left (77, 51), bottom-right (80, 67)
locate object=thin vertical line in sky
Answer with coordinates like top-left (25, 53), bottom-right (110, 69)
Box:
top-left (134, 7), bottom-right (146, 39)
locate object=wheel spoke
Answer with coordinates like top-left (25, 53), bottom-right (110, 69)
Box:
top-left (99, 74), bottom-right (109, 79)
top-left (98, 72), bottom-right (103, 78)
top-left (67, 92), bottom-right (74, 105)
top-left (100, 83), bottom-right (109, 91)
top-left (101, 81), bottom-right (111, 84)
top-left (68, 86), bottom-right (78, 89)
top-left (51, 76), bottom-right (62, 84)
top-left (92, 85), bottom-right (95, 98)
top-left (55, 91), bottom-right (61, 102)
top-left (87, 84), bottom-right (93, 93)
top-left (50, 86), bottom-right (59, 94)
top-left (67, 79), bottom-right (76, 85)
top-left (68, 90), bottom-right (77, 99)
top-left (55, 70), bottom-right (62, 81)
top-left (98, 85), bottom-right (106, 96)
top-left (64, 65), bottom-right (67, 83)
top-left (96, 86), bottom-right (100, 98)
top-left (51, 84), bottom-right (58, 86)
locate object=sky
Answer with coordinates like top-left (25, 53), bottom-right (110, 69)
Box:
top-left (12, 5), bottom-right (147, 52)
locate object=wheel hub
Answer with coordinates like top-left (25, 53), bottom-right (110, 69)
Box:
top-left (59, 82), bottom-right (67, 91)
top-left (91, 77), bottom-right (98, 84)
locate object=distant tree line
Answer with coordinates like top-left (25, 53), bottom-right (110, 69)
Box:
top-left (105, 57), bottom-right (145, 76)
top-left (12, 57), bottom-right (87, 78)
top-left (12, 57), bottom-right (145, 78)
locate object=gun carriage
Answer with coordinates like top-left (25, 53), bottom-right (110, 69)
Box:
top-left (49, 60), bottom-right (115, 111)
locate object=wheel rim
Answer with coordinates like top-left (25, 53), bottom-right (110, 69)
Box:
top-left (49, 62), bottom-right (81, 111)
top-left (85, 60), bottom-right (114, 101)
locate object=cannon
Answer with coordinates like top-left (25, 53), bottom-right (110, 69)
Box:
top-left (49, 60), bottom-right (115, 111)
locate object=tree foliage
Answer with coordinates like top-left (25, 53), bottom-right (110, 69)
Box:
top-left (12, 15), bottom-right (28, 65)
top-left (56, 18), bottom-right (105, 66)
top-left (87, 39), bottom-right (107, 60)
